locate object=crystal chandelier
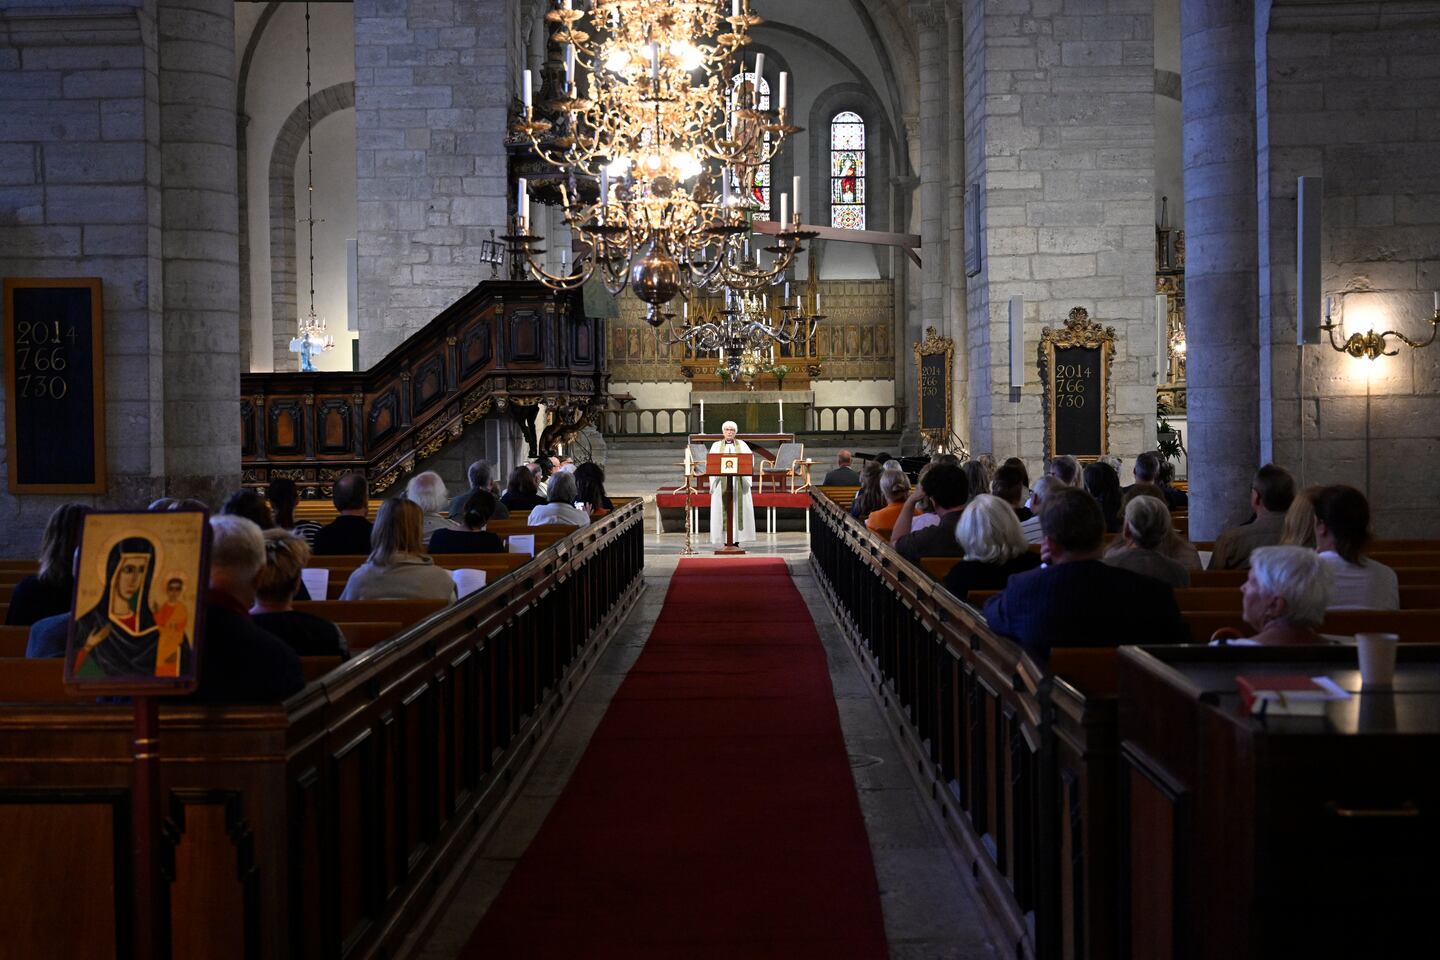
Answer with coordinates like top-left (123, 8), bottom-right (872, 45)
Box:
top-left (670, 280), bottom-right (823, 380)
top-left (511, 0), bottom-right (814, 325)
top-left (288, 1), bottom-right (335, 372)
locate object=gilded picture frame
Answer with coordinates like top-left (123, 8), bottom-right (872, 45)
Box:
top-left (1037, 307), bottom-right (1116, 462)
top-left (913, 326), bottom-right (954, 447)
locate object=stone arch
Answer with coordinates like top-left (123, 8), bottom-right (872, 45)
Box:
top-left (268, 81), bottom-right (354, 371)
top-left (236, 0), bottom-right (285, 371)
top-left (808, 81), bottom-right (895, 277)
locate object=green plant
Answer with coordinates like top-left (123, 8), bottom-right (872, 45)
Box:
top-left (1156, 395), bottom-right (1185, 463)
top-left (714, 365), bottom-right (730, 382)
top-left (770, 363), bottom-right (791, 387)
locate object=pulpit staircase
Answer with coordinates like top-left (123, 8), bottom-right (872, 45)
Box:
top-left (240, 280), bottom-right (606, 497)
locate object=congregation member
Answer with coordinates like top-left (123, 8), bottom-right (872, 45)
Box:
top-left (574, 462), bottom-right (614, 517)
top-left (961, 461), bottom-right (991, 504)
top-left (250, 530), bottom-right (349, 659)
top-left (822, 449), bottom-right (861, 486)
top-left (1313, 484), bottom-right (1399, 610)
top-left (1103, 496), bottom-right (1191, 587)
top-left (430, 490), bottom-right (506, 554)
top-left (1001, 456), bottom-right (1029, 488)
top-left (1281, 486), bottom-right (1319, 548)
top-left (891, 463), bottom-right (969, 561)
top-left (1047, 455), bottom-right (1081, 488)
top-left (503, 465), bottom-right (548, 511)
top-left (1156, 458), bottom-right (1189, 509)
top-left (990, 463), bottom-right (1034, 523)
top-left (863, 466), bottom-right (911, 537)
top-left (1121, 483), bottom-right (1203, 570)
top-left (312, 473), bottom-right (374, 556)
top-left (406, 471), bottom-right (462, 547)
top-left (340, 498), bottom-right (457, 602)
top-left (268, 478), bottom-right (323, 546)
top-left (1083, 461), bottom-right (1123, 533)
top-left (221, 488), bottom-right (275, 530)
top-left (529, 472), bottom-right (591, 527)
top-left (5, 502), bottom-right (87, 626)
top-left (943, 494), bottom-right (1041, 601)
top-left (983, 488), bottom-right (1188, 659)
top-left (1020, 476), bottom-right (1062, 543)
top-left (192, 515), bottom-right (306, 703)
top-left (1217, 545), bottom-right (1332, 646)
top-left (902, 463), bottom-right (942, 533)
top-left (850, 460), bottom-right (886, 520)
top-left (448, 459), bottom-right (510, 521)
top-left (1208, 464), bottom-right (1296, 570)
top-left (1124, 451), bottom-right (1187, 511)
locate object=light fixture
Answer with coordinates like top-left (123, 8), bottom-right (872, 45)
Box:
top-left (510, 0), bottom-right (813, 325)
top-left (1319, 293), bottom-right (1440, 361)
top-left (288, 1), bottom-right (335, 372)
top-left (668, 278), bottom-right (822, 380)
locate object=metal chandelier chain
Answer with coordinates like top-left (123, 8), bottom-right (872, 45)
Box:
top-left (511, 0), bottom-right (814, 324)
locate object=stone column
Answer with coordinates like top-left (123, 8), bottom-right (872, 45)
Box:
top-left (1180, 0), bottom-right (1259, 538)
top-left (945, 4), bottom-right (968, 445)
top-left (158, 0), bottom-right (241, 502)
top-left (914, 2), bottom-right (948, 355)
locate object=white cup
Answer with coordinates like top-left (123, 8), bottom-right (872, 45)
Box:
top-left (1356, 633), bottom-right (1399, 688)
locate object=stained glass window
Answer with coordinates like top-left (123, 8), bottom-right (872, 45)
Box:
top-left (729, 72), bottom-right (771, 217)
top-left (830, 111), bottom-right (865, 230)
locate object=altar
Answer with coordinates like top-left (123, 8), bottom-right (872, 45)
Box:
top-left (692, 390), bottom-right (812, 435)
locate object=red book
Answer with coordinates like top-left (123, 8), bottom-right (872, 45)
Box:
top-left (1236, 674), bottom-right (1347, 717)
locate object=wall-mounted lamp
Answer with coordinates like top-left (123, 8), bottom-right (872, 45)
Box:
top-left (1320, 293), bottom-right (1440, 360)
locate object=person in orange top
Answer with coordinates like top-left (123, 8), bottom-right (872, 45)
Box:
top-left (152, 576), bottom-right (191, 677)
top-left (864, 466), bottom-right (912, 538)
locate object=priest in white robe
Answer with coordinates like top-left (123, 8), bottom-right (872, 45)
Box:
top-left (709, 421), bottom-right (756, 544)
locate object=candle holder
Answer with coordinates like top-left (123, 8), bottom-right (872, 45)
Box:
top-left (1320, 301), bottom-right (1440, 361)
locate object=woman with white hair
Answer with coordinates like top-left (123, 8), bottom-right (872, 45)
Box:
top-left (1218, 545), bottom-right (1332, 646)
top-left (709, 421), bottom-right (755, 544)
top-left (943, 494), bottom-right (1041, 601)
top-left (528, 471), bottom-right (591, 526)
top-left (1103, 495), bottom-right (1191, 587)
top-left (405, 470), bottom-right (462, 547)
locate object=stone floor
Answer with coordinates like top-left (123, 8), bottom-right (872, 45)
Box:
top-left (416, 533), bottom-right (994, 959)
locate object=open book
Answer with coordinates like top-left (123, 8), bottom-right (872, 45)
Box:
top-left (507, 534), bottom-right (535, 556)
top-left (451, 568), bottom-right (487, 598)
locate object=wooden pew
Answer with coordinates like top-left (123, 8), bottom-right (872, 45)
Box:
top-left (293, 598), bottom-right (447, 629)
top-left (336, 621), bottom-right (403, 652)
top-left (815, 485), bottom-right (859, 508)
top-left (1048, 646), bottom-right (1120, 698)
top-left (0, 560), bottom-right (37, 572)
top-left (1183, 608), bottom-right (1440, 644)
top-left (0, 583), bottom-right (13, 603)
top-left (0, 626), bottom-right (30, 657)
top-left (0, 655), bottom-right (345, 701)
top-left (306, 553), bottom-right (529, 597)
top-left (1174, 584), bottom-right (1440, 613)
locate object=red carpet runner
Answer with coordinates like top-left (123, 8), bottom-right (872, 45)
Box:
top-left (462, 558), bottom-right (887, 958)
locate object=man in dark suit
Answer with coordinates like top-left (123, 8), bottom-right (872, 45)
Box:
top-left (447, 459), bottom-right (510, 520)
top-left (311, 472), bottom-right (374, 556)
top-left (1122, 450), bottom-right (1187, 511)
top-left (892, 463), bottom-right (969, 561)
top-left (983, 487), bottom-right (1189, 659)
top-left (821, 450), bottom-right (861, 486)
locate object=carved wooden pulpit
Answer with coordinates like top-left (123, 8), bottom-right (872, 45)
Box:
top-left (707, 451), bottom-right (753, 555)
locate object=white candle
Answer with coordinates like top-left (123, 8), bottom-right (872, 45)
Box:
top-left (722, 172), bottom-right (731, 205)
top-left (599, 166), bottom-right (609, 210)
top-left (792, 175), bottom-right (801, 220)
top-left (700, 398), bottom-right (705, 432)
top-left (815, 291), bottom-right (821, 313)
top-left (516, 177), bottom-right (528, 230)
top-left (753, 52), bottom-right (764, 84)
top-left (1434, 291), bottom-right (1439, 312)
top-left (732, 0), bottom-right (740, 17)
top-left (522, 69), bottom-right (532, 109)
top-left (564, 45), bottom-right (575, 91)
top-left (650, 42), bottom-right (660, 84)
top-left (1326, 296), bottom-right (1333, 321)
top-left (778, 399), bottom-right (784, 431)
top-left (778, 71), bottom-right (788, 111)
top-left (779, 192), bottom-right (788, 226)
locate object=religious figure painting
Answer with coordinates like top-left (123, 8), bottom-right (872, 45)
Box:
top-left (65, 510), bottom-right (209, 695)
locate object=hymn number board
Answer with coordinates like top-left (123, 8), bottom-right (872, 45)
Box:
top-left (3, 278), bottom-right (106, 493)
top-left (1038, 307), bottom-right (1115, 461)
top-left (913, 326), bottom-right (954, 446)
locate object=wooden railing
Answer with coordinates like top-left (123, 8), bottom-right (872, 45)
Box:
top-left (241, 280), bottom-right (604, 497)
top-left (809, 492), bottom-right (1116, 960)
top-left (0, 499), bottom-right (645, 960)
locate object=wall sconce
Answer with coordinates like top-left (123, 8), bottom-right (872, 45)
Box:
top-left (1319, 293), bottom-right (1440, 361)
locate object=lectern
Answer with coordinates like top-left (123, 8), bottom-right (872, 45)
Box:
top-left (707, 451), bottom-right (753, 555)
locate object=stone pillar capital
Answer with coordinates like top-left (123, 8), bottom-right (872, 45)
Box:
top-left (909, 2), bottom-right (945, 32)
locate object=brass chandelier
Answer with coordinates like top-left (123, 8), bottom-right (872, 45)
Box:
top-left (511, 0), bottom-right (814, 324)
top-left (670, 281), bottom-right (823, 379)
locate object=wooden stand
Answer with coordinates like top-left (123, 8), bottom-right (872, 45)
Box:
top-left (132, 696), bottom-right (165, 959)
top-left (706, 451), bottom-right (753, 555)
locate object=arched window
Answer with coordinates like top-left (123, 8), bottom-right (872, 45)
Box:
top-left (730, 72), bottom-right (771, 217)
top-left (830, 111), bottom-right (865, 229)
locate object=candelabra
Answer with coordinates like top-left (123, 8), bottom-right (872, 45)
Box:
top-left (1320, 294), bottom-right (1440, 361)
top-left (288, 2), bottom-right (335, 372)
top-left (510, 0), bottom-right (816, 324)
top-left (668, 283), bottom-right (823, 380)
